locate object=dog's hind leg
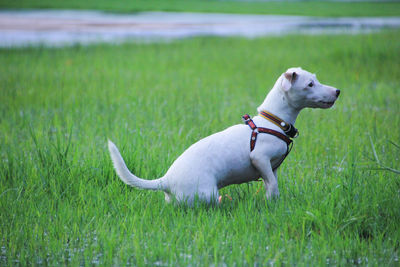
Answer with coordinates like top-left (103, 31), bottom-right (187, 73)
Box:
top-left (174, 186), bottom-right (220, 205)
top-left (199, 188), bottom-right (220, 205)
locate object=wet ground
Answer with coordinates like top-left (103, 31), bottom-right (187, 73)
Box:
top-left (1, 10), bottom-right (400, 47)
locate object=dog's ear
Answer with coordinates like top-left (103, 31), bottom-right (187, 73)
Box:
top-left (281, 71), bottom-right (297, 91)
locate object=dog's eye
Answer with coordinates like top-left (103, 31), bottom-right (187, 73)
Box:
top-left (308, 82), bottom-right (314, 87)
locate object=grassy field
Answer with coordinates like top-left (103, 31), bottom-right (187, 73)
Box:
top-left (1, 31), bottom-right (400, 265)
top-left (1, 0), bottom-right (400, 17)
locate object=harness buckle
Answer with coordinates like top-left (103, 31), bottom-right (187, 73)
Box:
top-left (284, 123), bottom-right (299, 138)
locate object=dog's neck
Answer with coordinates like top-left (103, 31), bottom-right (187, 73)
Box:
top-left (257, 76), bottom-right (301, 126)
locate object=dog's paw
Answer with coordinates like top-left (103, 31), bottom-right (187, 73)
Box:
top-left (266, 187), bottom-right (280, 200)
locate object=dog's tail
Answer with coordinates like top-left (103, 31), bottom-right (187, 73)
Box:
top-left (107, 140), bottom-right (165, 191)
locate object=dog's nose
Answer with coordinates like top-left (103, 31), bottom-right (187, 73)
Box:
top-left (336, 89), bottom-right (341, 97)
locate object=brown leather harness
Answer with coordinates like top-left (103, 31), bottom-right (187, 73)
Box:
top-left (242, 112), bottom-right (295, 170)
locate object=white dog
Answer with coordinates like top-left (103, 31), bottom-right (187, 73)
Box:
top-left (108, 67), bottom-right (340, 204)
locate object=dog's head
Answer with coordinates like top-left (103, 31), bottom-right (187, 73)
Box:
top-left (280, 67), bottom-right (340, 109)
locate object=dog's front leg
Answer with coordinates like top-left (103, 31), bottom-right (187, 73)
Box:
top-left (251, 156), bottom-right (279, 199)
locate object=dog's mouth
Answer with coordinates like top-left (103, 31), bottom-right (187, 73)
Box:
top-left (318, 100), bottom-right (335, 108)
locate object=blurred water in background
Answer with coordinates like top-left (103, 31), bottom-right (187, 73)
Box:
top-left (1, 10), bottom-right (400, 47)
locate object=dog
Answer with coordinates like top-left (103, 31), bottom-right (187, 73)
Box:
top-left (108, 67), bottom-right (340, 204)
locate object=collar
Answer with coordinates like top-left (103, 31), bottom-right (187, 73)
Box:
top-left (259, 110), bottom-right (299, 138)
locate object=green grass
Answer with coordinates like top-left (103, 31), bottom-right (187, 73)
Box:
top-left (1, 0), bottom-right (400, 17)
top-left (1, 31), bottom-right (400, 265)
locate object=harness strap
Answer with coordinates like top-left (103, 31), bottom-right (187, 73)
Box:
top-left (259, 110), bottom-right (299, 138)
top-left (257, 128), bottom-right (292, 146)
top-left (242, 114), bottom-right (293, 170)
